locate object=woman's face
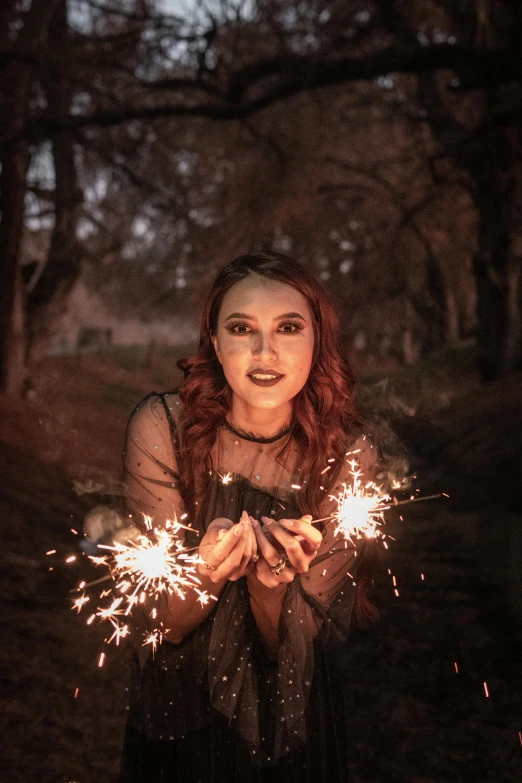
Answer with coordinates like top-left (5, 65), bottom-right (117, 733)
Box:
top-left (211, 275), bottom-right (315, 418)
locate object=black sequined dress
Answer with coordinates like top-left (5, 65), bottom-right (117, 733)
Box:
top-left (119, 393), bottom-right (376, 783)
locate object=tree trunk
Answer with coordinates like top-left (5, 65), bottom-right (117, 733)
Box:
top-left (418, 70), bottom-right (522, 379)
top-left (27, 0), bottom-right (84, 362)
top-left (473, 129), bottom-right (522, 380)
top-left (0, 141), bottom-right (30, 394)
top-left (0, 0), bottom-right (63, 395)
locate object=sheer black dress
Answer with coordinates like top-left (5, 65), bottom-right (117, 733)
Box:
top-left (119, 392), bottom-right (376, 783)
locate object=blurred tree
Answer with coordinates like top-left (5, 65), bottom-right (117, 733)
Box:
top-left (1, 0), bottom-right (521, 395)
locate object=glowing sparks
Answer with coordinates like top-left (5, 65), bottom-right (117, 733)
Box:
top-left (97, 525), bottom-right (201, 603)
top-left (71, 512), bottom-right (217, 655)
top-left (218, 471), bottom-right (234, 485)
top-left (483, 682), bottom-right (489, 698)
top-left (98, 652), bottom-right (105, 667)
top-left (326, 465), bottom-right (390, 543)
top-left (72, 594), bottom-right (90, 613)
top-left (143, 629), bottom-right (167, 653)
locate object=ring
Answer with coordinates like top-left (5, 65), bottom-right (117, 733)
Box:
top-left (251, 554), bottom-right (260, 563)
top-left (269, 556), bottom-right (286, 575)
top-left (200, 558), bottom-right (217, 571)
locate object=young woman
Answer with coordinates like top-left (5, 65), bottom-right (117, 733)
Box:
top-left (119, 251), bottom-right (378, 782)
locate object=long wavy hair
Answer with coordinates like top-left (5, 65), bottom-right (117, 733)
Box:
top-left (176, 251), bottom-right (376, 623)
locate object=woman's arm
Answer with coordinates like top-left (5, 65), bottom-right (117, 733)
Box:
top-left (164, 516), bottom-right (255, 643)
top-left (163, 569), bottom-right (227, 644)
top-left (123, 396), bottom-right (252, 651)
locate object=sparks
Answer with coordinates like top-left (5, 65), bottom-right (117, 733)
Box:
top-left (315, 466), bottom-right (390, 543)
top-left (143, 629), bottom-right (168, 654)
top-left (71, 513), bottom-right (217, 653)
top-left (72, 594), bottom-right (90, 613)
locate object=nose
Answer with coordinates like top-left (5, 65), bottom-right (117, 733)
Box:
top-left (251, 330), bottom-right (277, 360)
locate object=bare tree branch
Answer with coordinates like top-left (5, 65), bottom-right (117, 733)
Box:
top-left (16, 44), bottom-right (522, 141)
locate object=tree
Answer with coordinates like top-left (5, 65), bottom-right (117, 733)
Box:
top-left (1, 0), bottom-right (521, 394)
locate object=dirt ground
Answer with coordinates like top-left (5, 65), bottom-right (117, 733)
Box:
top-left (1, 354), bottom-right (521, 782)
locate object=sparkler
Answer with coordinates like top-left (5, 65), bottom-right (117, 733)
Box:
top-left (70, 512), bottom-right (217, 653)
top-left (312, 457), bottom-right (445, 546)
top-left (312, 460), bottom-right (391, 543)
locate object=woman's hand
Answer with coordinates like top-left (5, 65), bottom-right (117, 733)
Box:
top-left (249, 513), bottom-right (322, 589)
top-left (197, 510), bottom-right (258, 583)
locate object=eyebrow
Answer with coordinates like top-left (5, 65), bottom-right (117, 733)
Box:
top-left (224, 311), bottom-right (306, 323)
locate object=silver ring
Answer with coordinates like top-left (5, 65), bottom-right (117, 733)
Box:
top-left (200, 558), bottom-right (217, 571)
top-left (251, 554), bottom-right (260, 563)
top-left (269, 556), bottom-right (286, 575)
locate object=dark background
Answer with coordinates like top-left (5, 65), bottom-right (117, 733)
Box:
top-left (1, 2), bottom-right (521, 781)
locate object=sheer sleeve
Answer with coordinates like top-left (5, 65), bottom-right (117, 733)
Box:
top-left (123, 392), bottom-right (187, 536)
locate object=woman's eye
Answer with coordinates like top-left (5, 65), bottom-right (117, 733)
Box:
top-left (227, 321), bottom-right (302, 335)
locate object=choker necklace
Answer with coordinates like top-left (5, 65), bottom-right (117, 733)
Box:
top-left (223, 418), bottom-right (294, 444)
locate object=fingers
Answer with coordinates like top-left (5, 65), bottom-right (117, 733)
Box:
top-left (233, 520), bottom-right (256, 578)
top-left (210, 513), bottom-right (249, 564)
top-left (261, 517), bottom-right (309, 573)
top-left (254, 557), bottom-right (296, 588)
top-left (209, 511), bottom-right (259, 582)
top-left (250, 515), bottom-right (280, 566)
top-left (210, 524), bottom-right (249, 582)
top-left (278, 515), bottom-right (322, 554)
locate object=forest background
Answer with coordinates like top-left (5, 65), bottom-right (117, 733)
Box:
top-left (1, 1), bottom-right (521, 781)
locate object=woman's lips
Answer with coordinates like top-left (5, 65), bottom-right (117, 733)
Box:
top-left (248, 375), bottom-right (284, 387)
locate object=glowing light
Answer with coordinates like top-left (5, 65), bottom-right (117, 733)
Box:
top-left (71, 512), bottom-right (217, 653)
top-left (72, 594), bottom-right (90, 613)
top-left (326, 465), bottom-right (390, 542)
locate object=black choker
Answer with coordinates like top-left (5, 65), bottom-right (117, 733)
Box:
top-left (223, 419), bottom-right (294, 444)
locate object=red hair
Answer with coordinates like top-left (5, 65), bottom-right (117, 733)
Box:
top-left (176, 251), bottom-right (375, 623)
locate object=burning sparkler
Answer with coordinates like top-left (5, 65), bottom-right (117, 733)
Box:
top-left (312, 457), bottom-right (444, 545)
top-left (312, 460), bottom-right (390, 543)
top-left (70, 512), bottom-right (217, 652)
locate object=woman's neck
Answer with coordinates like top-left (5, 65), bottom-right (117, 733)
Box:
top-left (227, 399), bottom-right (292, 439)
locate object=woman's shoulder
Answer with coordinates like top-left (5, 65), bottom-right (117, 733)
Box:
top-left (128, 391), bottom-right (183, 431)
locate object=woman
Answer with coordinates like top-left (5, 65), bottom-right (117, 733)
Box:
top-left (119, 251), bottom-right (378, 782)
